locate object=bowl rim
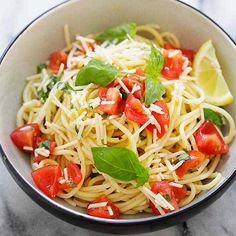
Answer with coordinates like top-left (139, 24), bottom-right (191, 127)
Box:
top-left (0, 0), bottom-right (236, 227)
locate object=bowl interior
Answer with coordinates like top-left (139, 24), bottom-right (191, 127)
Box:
top-left (0, 0), bottom-right (236, 221)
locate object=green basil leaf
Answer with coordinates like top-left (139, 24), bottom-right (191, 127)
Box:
top-left (145, 45), bottom-right (165, 77)
top-left (91, 147), bottom-right (149, 186)
top-left (204, 108), bottom-right (223, 128)
top-left (39, 140), bottom-right (50, 149)
top-left (75, 59), bottom-right (120, 86)
top-left (120, 89), bottom-right (129, 100)
top-left (140, 135), bottom-right (146, 141)
top-left (144, 45), bottom-right (165, 105)
top-left (174, 153), bottom-right (190, 164)
top-left (95, 22), bottom-right (137, 43)
top-left (62, 82), bottom-right (75, 94)
top-left (144, 75), bottom-right (165, 105)
top-left (37, 63), bottom-right (47, 73)
top-left (163, 194), bottom-right (171, 202)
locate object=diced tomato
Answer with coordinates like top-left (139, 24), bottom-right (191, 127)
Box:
top-left (175, 150), bottom-right (206, 178)
top-left (87, 195), bottom-right (120, 219)
top-left (32, 165), bottom-right (62, 198)
top-left (146, 100), bottom-right (170, 138)
top-left (194, 120), bottom-right (229, 155)
top-left (98, 87), bottom-right (122, 115)
top-left (10, 123), bottom-right (40, 153)
top-left (33, 138), bottom-right (57, 163)
top-left (135, 67), bottom-right (145, 76)
top-left (48, 51), bottom-right (68, 72)
top-left (164, 42), bottom-right (195, 61)
top-left (67, 161), bottom-right (82, 184)
top-left (161, 49), bottom-right (184, 79)
top-left (122, 76), bottom-right (145, 98)
top-left (150, 181), bottom-right (179, 215)
top-left (59, 182), bottom-right (70, 191)
top-left (171, 185), bottom-right (187, 203)
top-left (124, 94), bottom-right (149, 124)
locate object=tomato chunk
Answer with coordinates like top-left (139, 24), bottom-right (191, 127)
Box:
top-left (10, 123), bottom-right (40, 153)
top-left (164, 42), bottom-right (195, 61)
top-left (135, 67), bottom-right (145, 76)
top-left (122, 76), bottom-right (145, 98)
top-left (146, 100), bottom-right (170, 138)
top-left (150, 181), bottom-right (179, 215)
top-left (171, 185), bottom-right (187, 203)
top-left (33, 138), bottom-right (57, 163)
top-left (32, 165), bottom-right (62, 198)
top-left (194, 120), bottom-right (229, 155)
top-left (98, 87), bottom-right (122, 115)
top-left (161, 49), bottom-right (183, 79)
top-left (67, 161), bottom-right (83, 184)
top-left (48, 51), bottom-right (68, 72)
top-left (124, 94), bottom-right (149, 124)
top-left (87, 195), bottom-right (120, 219)
top-left (175, 150), bottom-right (206, 178)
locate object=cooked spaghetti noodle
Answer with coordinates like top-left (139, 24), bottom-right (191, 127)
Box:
top-left (15, 23), bottom-right (235, 216)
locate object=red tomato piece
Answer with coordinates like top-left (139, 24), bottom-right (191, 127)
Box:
top-left (150, 181), bottom-right (179, 215)
top-left (194, 120), bottom-right (229, 155)
top-left (135, 67), bottom-right (145, 76)
top-left (124, 94), bottom-right (149, 124)
top-left (87, 195), bottom-right (120, 219)
top-left (164, 42), bottom-right (195, 61)
top-left (10, 123), bottom-right (40, 153)
top-left (146, 100), bottom-right (170, 138)
top-left (67, 161), bottom-right (82, 184)
top-left (171, 185), bottom-right (187, 203)
top-left (48, 51), bottom-right (68, 72)
top-left (175, 150), bottom-right (206, 178)
top-left (161, 49), bottom-right (184, 80)
top-left (31, 165), bottom-right (62, 198)
top-left (122, 76), bottom-right (145, 98)
top-left (99, 87), bottom-right (122, 115)
top-left (32, 155), bottom-right (47, 163)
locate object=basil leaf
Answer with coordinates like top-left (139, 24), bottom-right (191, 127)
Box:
top-left (75, 59), bottom-right (120, 86)
top-left (95, 22), bottom-right (137, 43)
top-left (174, 153), bottom-right (190, 163)
top-left (120, 89), bottom-right (129, 100)
top-left (140, 135), bottom-right (146, 141)
top-left (37, 63), bottom-right (47, 73)
top-left (204, 108), bottom-right (223, 128)
top-left (92, 147), bottom-right (149, 186)
top-left (144, 45), bottom-right (165, 105)
top-left (145, 45), bottom-right (165, 77)
top-left (163, 194), bottom-right (171, 202)
top-left (145, 75), bottom-right (165, 105)
top-left (39, 140), bottom-right (50, 149)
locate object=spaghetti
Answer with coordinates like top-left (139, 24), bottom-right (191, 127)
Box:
top-left (12, 23), bottom-right (235, 217)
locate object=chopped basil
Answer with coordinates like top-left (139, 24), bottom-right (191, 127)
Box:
top-left (174, 153), bottom-right (191, 163)
top-left (140, 135), bottom-right (146, 141)
top-left (37, 63), bottom-right (47, 73)
top-left (101, 114), bottom-right (108, 119)
top-left (37, 75), bottom-right (60, 102)
top-left (68, 182), bottom-right (77, 188)
top-left (38, 140), bottom-right (50, 149)
top-left (75, 59), bottom-right (120, 86)
top-left (92, 147), bottom-right (149, 187)
top-left (163, 194), bottom-right (171, 202)
top-left (90, 172), bottom-right (99, 178)
top-left (120, 89), bottom-right (129, 100)
top-left (75, 125), bottom-right (79, 134)
top-left (204, 108), bottom-right (223, 128)
top-left (95, 22), bottom-right (137, 43)
top-left (62, 82), bottom-right (75, 94)
top-left (144, 45), bottom-right (165, 105)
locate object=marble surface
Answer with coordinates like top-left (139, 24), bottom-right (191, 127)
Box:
top-left (0, 0), bottom-right (236, 235)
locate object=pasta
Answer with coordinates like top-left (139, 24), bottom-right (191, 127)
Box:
top-left (11, 23), bottom-right (235, 218)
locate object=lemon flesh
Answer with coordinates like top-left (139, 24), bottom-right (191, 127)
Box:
top-left (192, 40), bottom-right (233, 106)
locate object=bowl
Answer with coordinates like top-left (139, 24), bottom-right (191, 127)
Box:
top-left (0, 0), bottom-right (236, 234)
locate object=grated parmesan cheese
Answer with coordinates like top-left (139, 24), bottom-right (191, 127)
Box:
top-left (23, 146), bottom-right (33, 151)
top-left (88, 202), bottom-right (108, 209)
top-left (169, 182), bottom-right (183, 188)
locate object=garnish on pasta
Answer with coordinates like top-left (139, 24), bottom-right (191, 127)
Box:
top-left (10, 22), bottom-right (235, 219)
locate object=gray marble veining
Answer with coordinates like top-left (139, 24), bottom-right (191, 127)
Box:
top-left (0, 0), bottom-right (236, 235)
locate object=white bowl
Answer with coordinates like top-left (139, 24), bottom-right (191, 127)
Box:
top-left (0, 0), bottom-right (236, 234)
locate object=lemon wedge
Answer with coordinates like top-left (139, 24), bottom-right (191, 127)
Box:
top-left (192, 40), bottom-right (233, 106)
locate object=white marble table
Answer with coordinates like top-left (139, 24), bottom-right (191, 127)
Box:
top-left (0, 0), bottom-right (236, 235)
